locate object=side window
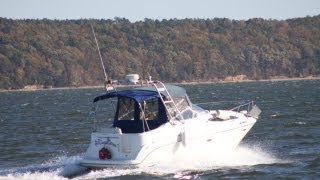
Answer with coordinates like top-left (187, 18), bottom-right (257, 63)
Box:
top-left (118, 97), bottom-right (135, 120)
top-left (140, 99), bottom-right (159, 120)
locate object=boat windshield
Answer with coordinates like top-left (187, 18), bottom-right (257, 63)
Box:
top-left (178, 104), bottom-right (207, 120)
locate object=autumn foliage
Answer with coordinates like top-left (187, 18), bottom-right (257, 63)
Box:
top-left (0, 16), bottom-right (319, 89)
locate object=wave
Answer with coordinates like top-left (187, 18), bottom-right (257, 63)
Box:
top-left (0, 144), bottom-right (284, 179)
top-left (271, 113), bottom-right (306, 119)
top-left (285, 121), bottom-right (320, 127)
top-left (0, 155), bottom-right (87, 180)
top-left (76, 144), bottom-right (283, 179)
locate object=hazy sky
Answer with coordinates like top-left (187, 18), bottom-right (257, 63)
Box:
top-left (0, 0), bottom-right (319, 21)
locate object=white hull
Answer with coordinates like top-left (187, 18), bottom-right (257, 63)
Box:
top-left (80, 110), bottom-right (257, 168)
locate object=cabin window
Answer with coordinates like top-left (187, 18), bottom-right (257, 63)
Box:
top-left (140, 98), bottom-right (159, 121)
top-left (118, 97), bottom-right (136, 120)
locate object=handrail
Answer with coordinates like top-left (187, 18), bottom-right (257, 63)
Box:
top-left (195, 100), bottom-right (251, 111)
top-left (196, 100), bottom-right (256, 114)
top-left (230, 101), bottom-right (255, 112)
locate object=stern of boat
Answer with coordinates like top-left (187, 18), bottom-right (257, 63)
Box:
top-left (80, 128), bottom-right (152, 168)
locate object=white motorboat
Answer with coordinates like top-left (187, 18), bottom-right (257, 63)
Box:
top-left (80, 81), bottom-right (261, 168)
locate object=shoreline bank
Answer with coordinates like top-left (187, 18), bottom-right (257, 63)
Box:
top-left (1, 76), bottom-right (320, 93)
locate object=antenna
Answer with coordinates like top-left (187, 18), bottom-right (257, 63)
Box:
top-left (90, 23), bottom-right (108, 82)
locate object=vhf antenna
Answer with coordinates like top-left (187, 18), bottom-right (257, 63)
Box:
top-left (90, 23), bottom-right (110, 91)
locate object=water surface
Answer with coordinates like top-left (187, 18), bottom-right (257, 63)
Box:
top-left (1, 80), bottom-right (319, 179)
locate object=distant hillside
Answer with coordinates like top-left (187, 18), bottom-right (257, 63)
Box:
top-left (0, 16), bottom-right (319, 89)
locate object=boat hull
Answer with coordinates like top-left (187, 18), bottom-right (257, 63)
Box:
top-left (80, 111), bottom-right (257, 168)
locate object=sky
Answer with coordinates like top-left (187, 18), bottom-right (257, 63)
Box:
top-left (0, 0), bottom-right (319, 22)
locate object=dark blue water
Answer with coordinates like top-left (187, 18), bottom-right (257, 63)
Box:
top-left (1, 80), bottom-right (319, 179)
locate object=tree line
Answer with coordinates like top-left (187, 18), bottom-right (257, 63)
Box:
top-left (0, 16), bottom-right (319, 89)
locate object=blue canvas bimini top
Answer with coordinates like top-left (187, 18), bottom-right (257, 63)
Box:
top-left (93, 89), bottom-right (160, 103)
top-left (93, 84), bottom-right (187, 103)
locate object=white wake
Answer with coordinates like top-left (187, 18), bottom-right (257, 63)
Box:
top-left (0, 144), bottom-right (281, 180)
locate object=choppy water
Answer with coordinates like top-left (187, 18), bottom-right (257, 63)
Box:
top-left (0, 80), bottom-right (319, 179)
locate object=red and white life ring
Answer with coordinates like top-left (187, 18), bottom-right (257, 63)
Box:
top-left (99, 147), bottom-right (112, 160)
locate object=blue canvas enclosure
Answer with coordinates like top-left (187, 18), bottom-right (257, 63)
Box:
top-left (92, 85), bottom-right (189, 133)
top-left (94, 90), bottom-right (167, 133)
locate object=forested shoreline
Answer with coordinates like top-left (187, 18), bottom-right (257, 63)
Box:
top-left (0, 16), bottom-right (319, 90)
